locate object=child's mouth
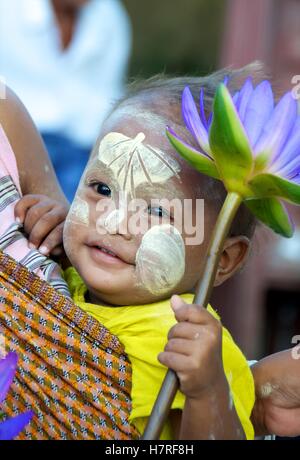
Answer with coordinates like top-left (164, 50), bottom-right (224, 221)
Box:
top-left (85, 242), bottom-right (132, 267)
top-left (96, 246), bottom-right (117, 257)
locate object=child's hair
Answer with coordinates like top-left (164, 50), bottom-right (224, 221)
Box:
top-left (105, 62), bottom-right (268, 239)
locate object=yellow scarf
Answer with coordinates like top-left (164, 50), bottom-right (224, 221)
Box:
top-left (64, 267), bottom-right (255, 440)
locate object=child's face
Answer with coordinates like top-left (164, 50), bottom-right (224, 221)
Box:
top-left (63, 105), bottom-right (217, 306)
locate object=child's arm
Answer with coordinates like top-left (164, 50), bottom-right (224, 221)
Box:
top-left (0, 85), bottom-right (68, 205)
top-left (251, 349), bottom-right (300, 437)
top-left (158, 296), bottom-right (245, 440)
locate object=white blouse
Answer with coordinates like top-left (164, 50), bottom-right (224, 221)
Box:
top-left (0, 0), bottom-right (132, 147)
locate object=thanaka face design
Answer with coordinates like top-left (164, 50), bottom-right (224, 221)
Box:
top-left (63, 113), bottom-right (213, 306)
top-left (92, 132), bottom-right (185, 296)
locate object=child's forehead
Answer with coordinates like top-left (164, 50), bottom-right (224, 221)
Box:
top-left (100, 104), bottom-right (172, 150)
top-left (87, 105), bottom-right (206, 200)
top-left (96, 104), bottom-right (192, 170)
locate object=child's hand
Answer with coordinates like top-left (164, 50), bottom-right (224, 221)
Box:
top-left (158, 295), bottom-right (226, 399)
top-left (14, 194), bottom-right (69, 257)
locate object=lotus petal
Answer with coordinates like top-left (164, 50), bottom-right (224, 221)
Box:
top-left (209, 84), bottom-right (253, 190)
top-left (245, 197), bottom-right (294, 237)
top-left (249, 173), bottom-right (300, 204)
top-left (0, 352), bottom-right (18, 403)
top-left (236, 77), bottom-right (253, 121)
top-left (0, 411), bottom-right (33, 440)
top-left (182, 86), bottom-right (211, 154)
top-left (254, 92), bottom-right (297, 164)
top-left (243, 80), bottom-right (274, 147)
top-left (166, 127), bottom-right (219, 179)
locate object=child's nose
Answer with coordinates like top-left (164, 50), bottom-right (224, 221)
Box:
top-left (103, 208), bottom-right (124, 233)
top-left (103, 207), bottom-right (132, 240)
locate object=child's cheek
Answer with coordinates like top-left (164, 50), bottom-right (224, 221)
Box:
top-left (134, 224), bottom-right (185, 296)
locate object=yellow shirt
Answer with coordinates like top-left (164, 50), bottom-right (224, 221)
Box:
top-left (64, 267), bottom-right (255, 440)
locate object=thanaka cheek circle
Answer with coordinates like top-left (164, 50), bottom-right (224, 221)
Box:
top-left (135, 224), bottom-right (185, 296)
top-left (66, 196), bottom-right (90, 227)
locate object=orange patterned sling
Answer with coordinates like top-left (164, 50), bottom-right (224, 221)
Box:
top-left (0, 250), bottom-right (139, 440)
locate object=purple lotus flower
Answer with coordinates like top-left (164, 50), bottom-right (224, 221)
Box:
top-left (0, 352), bottom-right (33, 440)
top-left (167, 78), bottom-right (300, 237)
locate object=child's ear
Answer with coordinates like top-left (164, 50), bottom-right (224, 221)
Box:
top-left (214, 236), bottom-right (250, 287)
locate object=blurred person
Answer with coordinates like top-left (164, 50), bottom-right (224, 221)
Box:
top-left (0, 0), bottom-right (131, 201)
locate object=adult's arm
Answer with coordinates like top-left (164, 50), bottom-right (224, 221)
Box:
top-left (0, 85), bottom-right (68, 205)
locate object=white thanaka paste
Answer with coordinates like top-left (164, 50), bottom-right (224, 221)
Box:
top-left (67, 196), bottom-right (90, 226)
top-left (135, 224), bottom-right (185, 296)
top-left (97, 132), bottom-right (181, 198)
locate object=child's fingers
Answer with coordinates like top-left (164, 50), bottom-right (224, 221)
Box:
top-left (34, 221), bottom-right (65, 255)
top-left (171, 295), bottom-right (217, 326)
top-left (164, 338), bottom-right (195, 356)
top-left (158, 351), bottom-right (194, 373)
top-left (167, 322), bottom-right (202, 341)
top-left (14, 195), bottom-right (42, 224)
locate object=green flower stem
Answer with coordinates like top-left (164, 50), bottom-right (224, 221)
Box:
top-left (193, 191), bottom-right (243, 305)
top-left (142, 191), bottom-right (243, 440)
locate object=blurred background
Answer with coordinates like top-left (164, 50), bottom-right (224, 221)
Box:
top-left (0, 0), bottom-right (300, 360)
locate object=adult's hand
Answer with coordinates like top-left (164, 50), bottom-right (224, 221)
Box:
top-left (251, 348), bottom-right (300, 437)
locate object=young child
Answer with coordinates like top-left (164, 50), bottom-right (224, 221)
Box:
top-left (4, 66), bottom-right (295, 440)
top-left (6, 67), bottom-right (260, 440)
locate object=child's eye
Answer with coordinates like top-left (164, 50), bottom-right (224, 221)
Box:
top-left (91, 182), bottom-right (111, 197)
top-left (147, 205), bottom-right (173, 221)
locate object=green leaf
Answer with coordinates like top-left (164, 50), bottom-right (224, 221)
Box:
top-left (209, 84), bottom-right (253, 191)
top-left (249, 173), bottom-right (300, 205)
top-left (245, 197), bottom-right (294, 237)
top-left (166, 129), bottom-right (220, 179)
